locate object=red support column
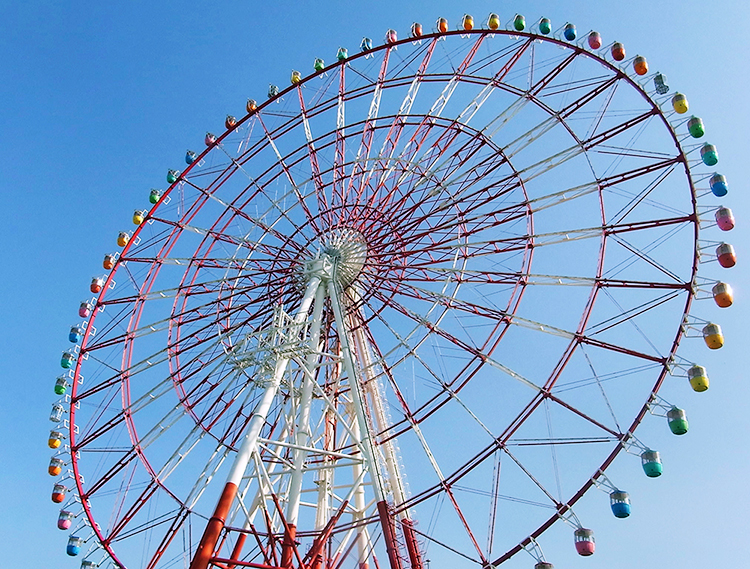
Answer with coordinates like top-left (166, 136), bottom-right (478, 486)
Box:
top-left (400, 519), bottom-right (423, 569)
top-left (281, 524), bottom-right (297, 569)
top-left (190, 482), bottom-right (239, 569)
top-left (376, 501), bottom-right (403, 569)
top-left (303, 500), bottom-right (349, 569)
top-left (226, 533), bottom-right (247, 569)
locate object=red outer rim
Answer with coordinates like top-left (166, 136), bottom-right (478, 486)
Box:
top-left (66, 26), bottom-right (700, 568)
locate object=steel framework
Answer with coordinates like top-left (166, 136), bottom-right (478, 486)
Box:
top-left (52, 24), bottom-right (711, 569)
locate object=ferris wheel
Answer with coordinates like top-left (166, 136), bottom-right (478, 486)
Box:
top-left (48, 13), bottom-right (737, 569)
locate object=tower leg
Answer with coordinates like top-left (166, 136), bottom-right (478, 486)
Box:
top-left (189, 276), bottom-right (323, 569)
top-left (377, 500), bottom-right (403, 569)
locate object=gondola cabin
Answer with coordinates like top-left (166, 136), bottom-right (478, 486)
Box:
top-left (462, 14), bottom-right (473, 31)
top-left (385, 29), bottom-right (398, 43)
top-left (710, 173), bottom-right (728, 197)
top-left (360, 37), bottom-right (373, 51)
top-left (314, 58), bottom-right (325, 72)
top-left (716, 242), bottom-right (736, 268)
top-left (81, 561), bottom-right (99, 569)
top-left (50, 403), bottom-right (64, 422)
top-left (688, 364), bottom-right (709, 392)
top-left (52, 484), bottom-right (66, 503)
top-left (702, 322), bottom-right (724, 349)
top-left (513, 14), bottom-right (525, 31)
top-left (715, 207), bottom-right (735, 231)
top-left (610, 491), bottom-right (631, 518)
top-left (185, 150), bottom-right (197, 165)
top-left (290, 71), bottom-right (301, 85)
top-left (588, 31), bottom-right (602, 49)
top-left (641, 450), bottom-right (662, 477)
top-left (337, 47), bottom-right (348, 61)
top-left (667, 407), bottom-right (689, 435)
top-left (688, 116), bottom-right (705, 138)
top-left (535, 563), bottom-right (554, 569)
top-left (103, 254), bottom-right (115, 271)
top-left (149, 188), bottom-right (161, 204)
top-left (54, 376), bottom-right (69, 396)
top-left (488, 14), bottom-right (500, 30)
top-left (411, 22), bottom-right (422, 37)
top-left (67, 535), bottom-right (83, 556)
top-left (167, 169), bottom-right (180, 184)
top-left (436, 18), bottom-right (448, 33)
top-left (611, 42), bottom-right (626, 61)
top-left (654, 73), bottom-right (669, 94)
top-left (246, 99), bottom-right (257, 112)
top-left (69, 326), bottom-right (84, 344)
top-left (79, 301), bottom-right (93, 318)
top-left (204, 132), bottom-right (217, 146)
top-left (672, 93), bottom-right (689, 113)
top-left (90, 277), bottom-right (104, 294)
top-left (574, 528), bottom-right (595, 556)
top-left (133, 210), bottom-right (146, 225)
top-left (117, 232), bottom-right (130, 247)
top-left (268, 84), bottom-right (279, 98)
top-left (49, 457), bottom-right (64, 476)
top-left (564, 23), bottom-right (576, 41)
top-left (701, 143), bottom-right (719, 166)
top-left (57, 510), bottom-right (73, 530)
top-left (49, 430), bottom-right (64, 449)
top-left (539, 18), bottom-right (552, 35)
top-left (712, 282), bottom-right (734, 307)
top-left (633, 55), bottom-right (649, 75)
top-left (61, 351), bottom-right (75, 369)
top-left (225, 115), bottom-right (237, 129)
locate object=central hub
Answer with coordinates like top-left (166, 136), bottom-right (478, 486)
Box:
top-left (312, 228), bottom-right (368, 289)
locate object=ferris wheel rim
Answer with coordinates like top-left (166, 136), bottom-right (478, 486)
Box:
top-left (63, 24), bottom-right (705, 569)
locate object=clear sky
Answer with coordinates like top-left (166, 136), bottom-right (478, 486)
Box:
top-left (2, 1), bottom-right (748, 568)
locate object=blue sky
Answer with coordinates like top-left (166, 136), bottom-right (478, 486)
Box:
top-left (2, 1), bottom-right (749, 567)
